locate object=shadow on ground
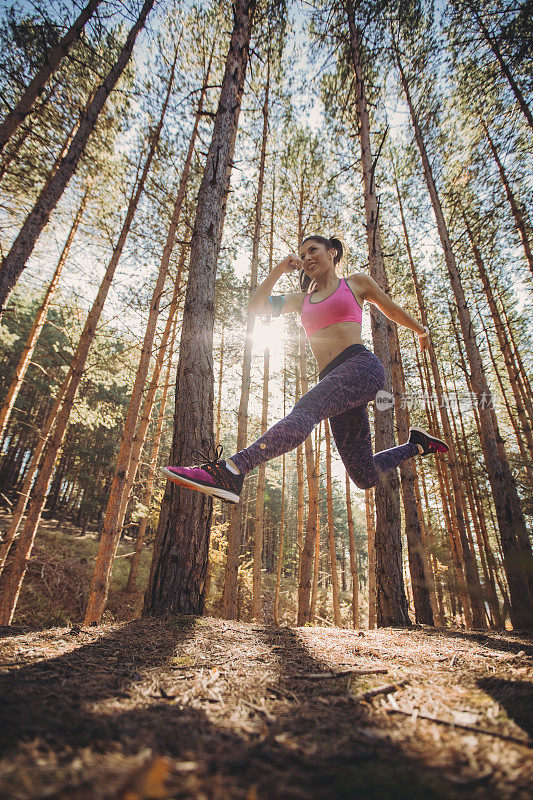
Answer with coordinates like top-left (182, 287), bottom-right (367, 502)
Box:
top-left (0, 619), bottom-right (530, 799)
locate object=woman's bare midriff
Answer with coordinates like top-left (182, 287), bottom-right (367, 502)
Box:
top-left (307, 321), bottom-right (365, 373)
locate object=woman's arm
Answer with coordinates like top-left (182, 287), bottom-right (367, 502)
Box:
top-left (354, 273), bottom-right (429, 344)
top-left (248, 255), bottom-right (303, 315)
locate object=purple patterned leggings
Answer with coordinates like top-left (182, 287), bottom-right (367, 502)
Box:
top-left (230, 346), bottom-right (420, 489)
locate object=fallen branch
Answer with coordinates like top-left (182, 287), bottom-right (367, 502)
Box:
top-left (294, 668), bottom-right (388, 680)
top-left (313, 615), bottom-right (336, 627)
top-left (385, 707), bottom-right (533, 747)
top-left (169, 660), bottom-right (232, 671)
top-left (0, 492), bottom-right (13, 508)
top-left (265, 684), bottom-right (300, 703)
top-left (352, 679), bottom-right (409, 701)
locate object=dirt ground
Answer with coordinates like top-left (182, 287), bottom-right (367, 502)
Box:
top-left (0, 618), bottom-right (531, 799)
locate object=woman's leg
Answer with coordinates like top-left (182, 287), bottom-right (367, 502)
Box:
top-left (230, 349), bottom-right (386, 475)
top-left (329, 404), bottom-right (420, 490)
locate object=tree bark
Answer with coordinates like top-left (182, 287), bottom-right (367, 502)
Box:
top-left (0, 186), bottom-right (90, 441)
top-left (310, 423), bottom-right (321, 623)
top-left (477, 305), bottom-right (533, 488)
top-left (481, 122), bottom-right (533, 278)
top-left (449, 306), bottom-right (533, 601)
top-left (414, 336), bottom-right (474, 626)
top-left (346, 2), bottom-right (410, 626)
top-left (273, 359), bottom-right (287, 626)
top-left (143, 0), bottom-right (256, 617)
top-left (446, 368), bottom-right (503, 627)
top-left (365, 488), bottom-right (376, 628)
top-left (252, 323), bottom-right (270, 620)
top-left (397, 52), bottom-right (533, 629)
top-left (462, 208), bottom-right (533, 462)
top-left (393, 172), bottom-right (481, 624)
top-left (493, 286), bottom-right (533, 422)
top-left (324, 419), bottom-right (341, 626)
top-left (0, 63), bottom-right (166, 623)
top-left (127, 314), bottom-right (178, 593)
top-left (296, 368), bottom-right (305, 584)
top-left (390, 326), bottom-right (436, 625)
top-left (223, 58), bottom-right (269, 619)
top-left (297, 328), bottom-right (320, 625)
top-left (345, 472), bottom-right (359, 628)
top-left (85, 54), bottom-right (203, 626)
top-left (0, 0), bottom-right (155, 316)
top-left (215, 327), bottom-right (225, 444)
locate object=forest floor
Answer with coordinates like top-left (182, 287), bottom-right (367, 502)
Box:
top-left (0, 617), bottom-right (531, 800)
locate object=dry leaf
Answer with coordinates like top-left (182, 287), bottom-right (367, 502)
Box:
top-left (274, 733), bottom-right (300, 751)
top-left (116, 755), bottom-right (172, 800)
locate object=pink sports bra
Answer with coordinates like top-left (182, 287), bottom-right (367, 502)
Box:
top-left (300, 278), bottom-right (363, 338)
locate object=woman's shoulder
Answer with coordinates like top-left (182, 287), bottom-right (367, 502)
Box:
top-left (344, 272), bottom-right (368, 302)
top-left (345, 271), bottom-right (368, 288)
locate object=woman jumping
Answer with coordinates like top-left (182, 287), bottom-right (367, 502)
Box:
top-left (163, 235), bottom-right (449, 503)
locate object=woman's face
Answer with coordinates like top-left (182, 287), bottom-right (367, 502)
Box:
top-left (300, 239), bottom-right (336, 280)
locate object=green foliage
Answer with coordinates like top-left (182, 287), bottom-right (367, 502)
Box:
top-left (0, 1), bottom-right (134, 210)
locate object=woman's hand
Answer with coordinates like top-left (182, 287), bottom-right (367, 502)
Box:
top-left (275, 254), bottom-right (303, 274)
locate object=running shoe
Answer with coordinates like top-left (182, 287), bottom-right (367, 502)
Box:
top-left (162, 445), bottom-right (244, 503)
top-left (408, 426), bottom-right (449, 455)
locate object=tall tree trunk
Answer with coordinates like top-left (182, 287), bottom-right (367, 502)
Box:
top-left (215, 327), bottom-right (225, 444)
top-left (105, 249), bottom-right (184, 567)
top-left (324, 419), bottom-right (341, 626)
top-left (85, 57), bottom-right (205, 625)
top-left (0, 64), bottom-right (168, 622)
top-left (309, 423), bottom-right (321, 623)
top-left (397, 52), bottom-right (533, 629)
top-left (414, 338), bottom-right (474, 626)
top-left (463, 208), bottom-right (533, 460)
top-left (477, 306), bottom-right (533, 488)
top-left (296, 367), bottom-right (304, 583)
top-left (470, 5), bottom-right (533, 130)
top-left (0, 0), bottom-right (155, 315)
top-left (252, 324), bottom-right (270, 620)
top-left (446, 368), bottom-right (504, 627)
top-left (345, 472), bottom-right (359, 628)
top-left (273, 359), bottom-right (287, 626)
top-left (365, 488), bottom-right (376, 628)
top-left (222, 56), bottom-right (269, 618)
top-left (390, 326), bottom-right (436, 625)
top-left (0, 0), bottom-right (102, 151)
top-left (481, 122), bottom-right (533, 278)
top-left (346, 2), bottom-right (410, 626)
top-left (127, 314), bottom-right (178, 593)
top-left (449, 305), bottom-right (533, 600)
top-left (144, 0), bottom-right (256, 617)
top-left (0, 131), bottom-right (158, 576)
top-left (297, 328), bottom-right (320, 625)
top-left (0, 379), bottom-right (67, 573)
top-left (40, 105), bottom-right (89, 194)
top-left (493, 286), bottom-right (533, 425)
top-left (0, 186), bottom-right (90, 441)
top-left (393, 170), bottom-right (480, 625)
top-left (411, 458), bottom-right (444, 626)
